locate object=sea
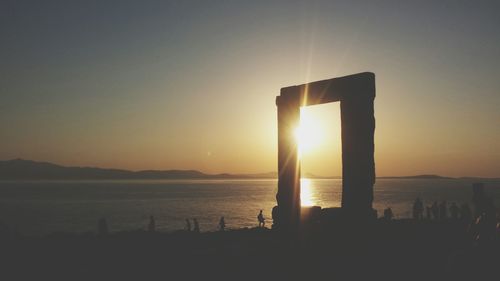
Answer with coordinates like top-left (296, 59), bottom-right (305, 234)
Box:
top-left (0, 178), bottom-right (499, 236)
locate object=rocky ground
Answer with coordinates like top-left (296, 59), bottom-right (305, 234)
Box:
top-left (1, 219), bottom-right (498, 280)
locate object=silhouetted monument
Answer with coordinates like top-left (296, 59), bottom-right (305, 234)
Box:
top-left (273, 72), bottom-right (376, 228)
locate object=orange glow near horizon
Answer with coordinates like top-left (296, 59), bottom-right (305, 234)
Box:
top-left (1, 3), bottom-right (499, 178)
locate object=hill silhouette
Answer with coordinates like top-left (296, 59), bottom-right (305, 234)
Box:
top-left (0, 159), bottom-right (495, 180)
top-left (0, 159), bottom-right (277, 180)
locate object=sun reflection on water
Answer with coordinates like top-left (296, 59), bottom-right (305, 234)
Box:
top-left (300, 178), bottom-right (316, 207)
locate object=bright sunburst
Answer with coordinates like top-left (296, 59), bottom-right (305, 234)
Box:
top-left (294, 108), bottom-right (324, 157)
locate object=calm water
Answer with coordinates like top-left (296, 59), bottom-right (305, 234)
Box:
top-left (0, 179), bottom-right (499, 235)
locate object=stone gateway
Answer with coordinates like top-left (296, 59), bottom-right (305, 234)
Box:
top-left (273, 72), bottom-right (376, 228)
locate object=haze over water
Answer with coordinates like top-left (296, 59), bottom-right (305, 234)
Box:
top-left (1, 178), bottom-right (499, 236)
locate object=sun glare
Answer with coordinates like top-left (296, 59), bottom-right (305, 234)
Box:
top-left (294, 108), bottom-right (323, 156)
top-left (300, 178), bottom-right (315, 207)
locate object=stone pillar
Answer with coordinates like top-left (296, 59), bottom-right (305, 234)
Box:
top-left (340, 90), bottom-right (376, 219)
top-left (274, 95), bottom-right (301, 229)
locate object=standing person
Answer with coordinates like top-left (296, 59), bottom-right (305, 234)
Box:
top-left (413, 198), bottom-right (424, 220)
top-left (472, 183), bottom-right (486, 219)
top-left (148, 215), bottom-right (156, 232)
top-left (439, 201), bottom-right (448, 220)
top-left (449, 203), bottom-right (459, 220)
top-left (193, 218), bottom-right (200, 233)
top-left (431, 201), bottom-right (439, 220)
top-left (383, 207), bottom-right (394, 220)
top-left (426, 206), bottom-right (431, 220)
top-left (473, 198), bottom-right (497, 244)
top-left (460, 203), bottom-right (472, 222)
top-left (185, 219), bottom-right (191, 231)
top-left (98, 218), bottom-right (108, 236)
top-left (219, 216), bottom-right (226, 231)
top-left (257, 210), bottom-right (265, 227)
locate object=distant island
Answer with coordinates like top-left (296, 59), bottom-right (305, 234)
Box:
top-left (0, 159), bottom-right (277, 180)
top-left (0, 159), bottom-right (496, 181)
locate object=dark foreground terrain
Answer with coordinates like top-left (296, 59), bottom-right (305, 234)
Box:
top-left (1, 220), bottom-right (498, 280)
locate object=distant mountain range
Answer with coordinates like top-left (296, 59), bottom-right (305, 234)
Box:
top-left (0, 159), bottom-right (497, 180)
top-left (0, 159), bottom-right (276, 180)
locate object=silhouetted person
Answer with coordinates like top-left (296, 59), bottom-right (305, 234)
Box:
top-left (193, 218), bottom-right (200, 233)
top-left (383, 207), bottom-right (393, 220)
top-left (472, 183), bottom-right (486, 219)
top-left (459, 203), bottom-right (472, 222)
top-left (426, 206), bottom-right (431, 220)
top-left (98, 218), bottom-right (108, 236)
top-left (449, 203), bottom-right (459, 220)
top-left (480, 197), bottom-right (497, 242)
top-left (412, 198), bottom-right (424, 220)
top-left (431, 201), bottom-right (439, 220)
top-left (472, 199), bottom-right (497, 245)
top-left (439, 200), bottom-right (447, 220)
top-left (148, 215), bottom-right (156, 232)
top-left (219, 216), bottom-right (226, 231)
top-left (185, 219), bottom-right (191, 231)
top-left (257, 210), bottom-right (265, 227)
top-left (496, 208), bottom-right (500, 231)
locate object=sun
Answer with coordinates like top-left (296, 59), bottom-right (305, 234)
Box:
top-left (294, 108), bottom-right (323, 156)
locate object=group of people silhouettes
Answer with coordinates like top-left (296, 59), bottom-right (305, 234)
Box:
top-left (141, 211), bottom-right (265, 234)
top-left (383, 183), bottom-right (498, 224)
top-left (185, 218), bottom-right (200, 233)
top-left (383, 183), bottom-right (499, 244)
top-left (405, 199), bottom-right (471, 221)
top-left (421, 200), bottom-right (472, 221)
top-left (96, 182), bottom-right (498, 241)
top-left (383, 200), bottom-right (486, 223)
top-left (182, 210), bottom-right (266, 233)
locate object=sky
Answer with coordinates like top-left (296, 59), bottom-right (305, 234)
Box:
top-left (1, 0), bottom-right (499, 177)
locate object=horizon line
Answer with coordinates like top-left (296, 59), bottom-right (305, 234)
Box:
top-left (1, 158), bottom-right (499, 179)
